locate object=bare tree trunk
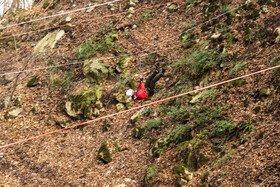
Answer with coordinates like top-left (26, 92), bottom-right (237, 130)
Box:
top-left (0, 0), bottom-right (34, 17)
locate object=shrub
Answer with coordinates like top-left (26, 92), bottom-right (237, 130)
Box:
top-left (144, 163), bottom-right (158, 185)
top-left (174, 47), bottom-right (225, 81)
top-left (145, 119), bottom-right (163, 133)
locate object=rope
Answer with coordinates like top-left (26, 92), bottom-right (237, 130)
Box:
top-left (0, 0), bottom-right (248, 76)
top-left (1, 64), bottom-right (280, 149)
top-left (0, 0), bottom-right (186, 41)
top-left (0, 0), bottom-right (120, 30)
top-left (0, 53), bottom-right (135, 76)
top-left (137, 51), bottom-right (143, 79)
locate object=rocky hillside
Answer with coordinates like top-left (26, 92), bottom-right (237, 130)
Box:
top-left (0, 0), bottom-right (279, 186)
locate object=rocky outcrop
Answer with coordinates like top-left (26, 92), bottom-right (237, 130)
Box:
top-left (65, 83), bottom-right (103, 119)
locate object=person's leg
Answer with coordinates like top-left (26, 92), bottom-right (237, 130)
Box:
top-left (145, 64), bottom-right (160, 88)
top-left (148, 69), bottom-right (165, 96)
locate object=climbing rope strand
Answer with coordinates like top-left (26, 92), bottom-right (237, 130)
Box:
top-left (0, 53), bottom-right (136, 76)
top-left (0, 0), bottom-right (186, 40)
top-left (1, 63), bottom-right (280, 149)
top-left (0, 0), bottom-right (249, 76)
top-left (138, 53), bottom-right (143, 79)
top-left (0, 42), bottom-right (184, 76)
top-left (0, 0), bottom-right (121, 30)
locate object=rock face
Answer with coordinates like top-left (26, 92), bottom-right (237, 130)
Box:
top-left (34, 30), bottom-right (65, 53)
top-left (83, 60), bottom-right (108, 83)
top-left (0, 0), bottom-right (34, 17)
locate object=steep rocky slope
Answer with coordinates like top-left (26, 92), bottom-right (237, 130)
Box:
top-left (0, 0), bottom-right (279, 186)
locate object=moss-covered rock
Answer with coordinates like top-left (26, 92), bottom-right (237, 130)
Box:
top-left (172, 164), bottom-right (193, 185)
top-left (116, 103), bottom-right (126, 112)
top-left (83, 60), bottom-right (108, 83)
top-left (133, 126), bottom-right (145, 139)
top-left (259, 87), bottom-right (271, 97)
top-left (56, 120), bottom-right (72, 129)
top-left (149, 136), bottom-right (170, 158)
top-left (27, 75), bottom-right (40, 87)
top-left (95, 100), bottom-right (103, 109)
top-left (65, 101), bottom-right (83, 119)
top-left (116, 57), bottom-right (132, 73)
top-left (97, 141), bottom-right (112, 163)
top-left (65, 83), bottom-right (103, 119)
top-left (177, 139), bottom-right (209, 172)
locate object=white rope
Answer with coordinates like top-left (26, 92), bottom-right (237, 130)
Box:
top-left (0, 53), bottom-right (135, 76)
top-left (0, 0), bottom-right (251, 76)
top-left (0, 0), bottom-right (120, 30)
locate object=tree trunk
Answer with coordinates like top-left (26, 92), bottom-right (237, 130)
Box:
top-left (0, 0), bottom-right (34, 17)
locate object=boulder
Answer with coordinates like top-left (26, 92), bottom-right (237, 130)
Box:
top-left (97, 141), bottom-right (112, 163)
top-left (172, 164), bottom-right (193, 185)
top-left (83, 60), bottom-right (108, 83)
top-left (65, 101), bottom-right (82, 119)
top-left (133, 126), bottom-right (145, 139)
top-left (149, 136), bottom-right (170, 158)
top-left (4, 108), bottom-right (22, 119)
top-left (116, 103), bottom-right (126, 112)
top-left (34, 29), bottom-right (65, 53)
top-left (259, 87), bottom-right (271, 97)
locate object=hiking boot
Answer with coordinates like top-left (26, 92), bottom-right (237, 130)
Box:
top-left (161, 68), bottom-right (166, 76)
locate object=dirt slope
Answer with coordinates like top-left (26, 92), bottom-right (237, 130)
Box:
top-left (0, 0), bottom-right (279, 186)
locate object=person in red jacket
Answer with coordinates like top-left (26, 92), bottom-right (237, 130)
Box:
top-left (126, 65), bottom-right (165, 100)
